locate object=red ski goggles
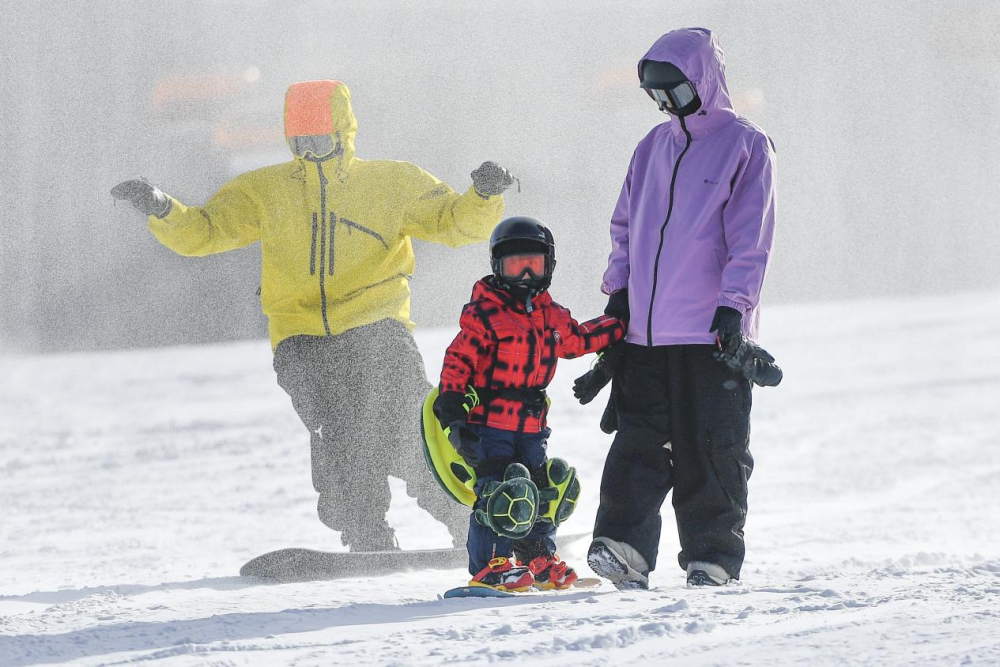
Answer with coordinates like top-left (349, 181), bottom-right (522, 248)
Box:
top-left (500, 253), bottom-right (547, 282)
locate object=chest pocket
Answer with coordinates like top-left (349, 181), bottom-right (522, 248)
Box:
top-left (491, 322), bottom-right (536, 377)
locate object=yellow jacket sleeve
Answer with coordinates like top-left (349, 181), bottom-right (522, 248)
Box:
top-left (400, 168), bottom-right (504, 248)
top-left (148, 175), bottom-right (262, 257)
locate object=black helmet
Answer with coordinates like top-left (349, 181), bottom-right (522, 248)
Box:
top-left (489, 216), bottom-right (556, 292)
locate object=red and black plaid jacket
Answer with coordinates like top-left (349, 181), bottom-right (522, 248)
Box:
top-left (440, 277), bottom-right (625, 433)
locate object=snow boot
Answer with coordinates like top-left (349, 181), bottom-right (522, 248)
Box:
top-left (340, 519), bottom-right (400, 552)
top-left (470, 556), bottom-right (534, 592)
top-left (527, 554), bottom-right (578, 591)
top-left (686, 561), bottom-right (731, 587)
top-left (587, 536), bottom-right (650, 590)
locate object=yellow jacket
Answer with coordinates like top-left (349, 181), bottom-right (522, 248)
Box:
top-left (148, 82), bottom-right (504, 349)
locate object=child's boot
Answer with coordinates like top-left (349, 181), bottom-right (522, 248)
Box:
top-left (528, 553), bottom-right (578, 590)
top-left (470, 556), bottom-right (534, 592)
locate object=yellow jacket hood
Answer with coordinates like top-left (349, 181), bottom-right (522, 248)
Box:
top-left (284, 80), bottom-right (357, 174)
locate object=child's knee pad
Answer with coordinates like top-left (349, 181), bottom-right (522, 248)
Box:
top-left (537, 458), bottom-right (581, 526)
top-left (474, 463), bottom-right (540, 539)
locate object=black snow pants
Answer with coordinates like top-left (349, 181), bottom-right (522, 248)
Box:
top-left (593, 343), bottom-right (753, 579)
top-left (273, 319), bottom-right (469, 551)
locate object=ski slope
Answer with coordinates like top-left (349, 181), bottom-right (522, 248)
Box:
top-left (2, 291), bottom-right (999, 666)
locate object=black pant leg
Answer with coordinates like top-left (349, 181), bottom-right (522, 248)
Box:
top-left (667, 345), bottom-right (753, 579)
top-left (593, 343), bottom-right (673, 570)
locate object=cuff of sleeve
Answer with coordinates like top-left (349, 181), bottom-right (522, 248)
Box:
top-left (717, 296), bottom-right (750, 315)
top-left (469, 185), bottom-right (504, 202)
top-left (614, 319), bottom-right (627, 340)
top-left (601, 279), bottom-right (628, 295)
top-left (151, 196), bottom-right (179, 223)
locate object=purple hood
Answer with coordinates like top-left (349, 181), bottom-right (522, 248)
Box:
top-left (604, 28), bottom-right (777, 345)
top-left (638, 28), bottom-right (738, 139)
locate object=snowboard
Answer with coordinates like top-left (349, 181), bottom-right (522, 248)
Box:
top-left (442, 577), bottom-right (603, 599)
top-left (240, 531), bottom-right (594, 583)
top-left (240, 547), bottom-right (467, 583)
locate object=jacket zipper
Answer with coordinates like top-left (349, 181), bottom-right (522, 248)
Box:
top-left (316, 161), bottom-right (333, 336)
top-left (646, 116), bottom-right (693, 347)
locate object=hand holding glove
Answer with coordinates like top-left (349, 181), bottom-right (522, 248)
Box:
top-left (111, 179), bottom-right (172, 218)
top-left (709, 305), bottom-right (743, 345)
top-left (573, 343), bottom-right (625, 405)
top-left (471, 161), bottom-right (515, 198)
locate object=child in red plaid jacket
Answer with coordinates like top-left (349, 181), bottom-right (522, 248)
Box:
top-left (433, 216), bottom-right (624, 591)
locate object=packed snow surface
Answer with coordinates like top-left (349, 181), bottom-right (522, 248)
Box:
top-left (2, 291), bottom-right (999, 666)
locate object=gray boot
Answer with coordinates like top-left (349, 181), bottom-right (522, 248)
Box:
top-left (317, 492), bottom-right (399, 552)
top-left (587, 536), bottom-right (650, 590)
top-left (686, 561), bottom-right (731, 587)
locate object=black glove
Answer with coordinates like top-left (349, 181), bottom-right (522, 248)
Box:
top-left (714, 334), bottom-right (784, 387)
top-left (111, 179), bottom-right (172, 218)
top-left (447, 423), bottom-right (482, 467)
top-left (573, 343), bottom-right (625, 405)
top-left (709, 305), bottom-right (743, 345)
top-left (471, 161), bottom-right (515, 198)
top-left (432, 390), bottom-right (469, 430)
top-left (600, 389), bottom-right (618, 434)
top-left (605, 289), bottom-right (629, 321)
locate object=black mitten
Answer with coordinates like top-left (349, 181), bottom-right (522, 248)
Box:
top-left (599, 389), bottom-right (618, 434)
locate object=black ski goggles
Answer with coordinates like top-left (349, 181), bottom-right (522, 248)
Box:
top-left (648, 81), bottom-right (699, 115)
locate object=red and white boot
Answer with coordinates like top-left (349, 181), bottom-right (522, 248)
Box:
top-left (470, 556), bottom-right (535, 592)
top-left (527, 554), bottom-right (579, 591)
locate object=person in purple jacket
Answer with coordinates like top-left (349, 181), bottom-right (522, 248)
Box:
top-left (578, 28), bottom-right (777, 589)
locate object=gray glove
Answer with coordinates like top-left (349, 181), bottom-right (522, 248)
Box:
top-left (111, 179), bottom-right (172, 218)
top-left (471, 161), bottom-right (515, 198)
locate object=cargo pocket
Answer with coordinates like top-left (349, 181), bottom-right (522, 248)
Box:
top-left (707, 439), bottom-right (753, 510)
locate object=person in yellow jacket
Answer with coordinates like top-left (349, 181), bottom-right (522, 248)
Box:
top-left (112, 80), bottom-right (513, 551)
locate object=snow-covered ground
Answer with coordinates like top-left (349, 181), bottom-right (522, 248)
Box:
top-left (2, 291), bottom-right (999, 666)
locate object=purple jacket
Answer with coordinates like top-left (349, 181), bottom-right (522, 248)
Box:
top-left (603, 28), bottom-right (776, 345)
